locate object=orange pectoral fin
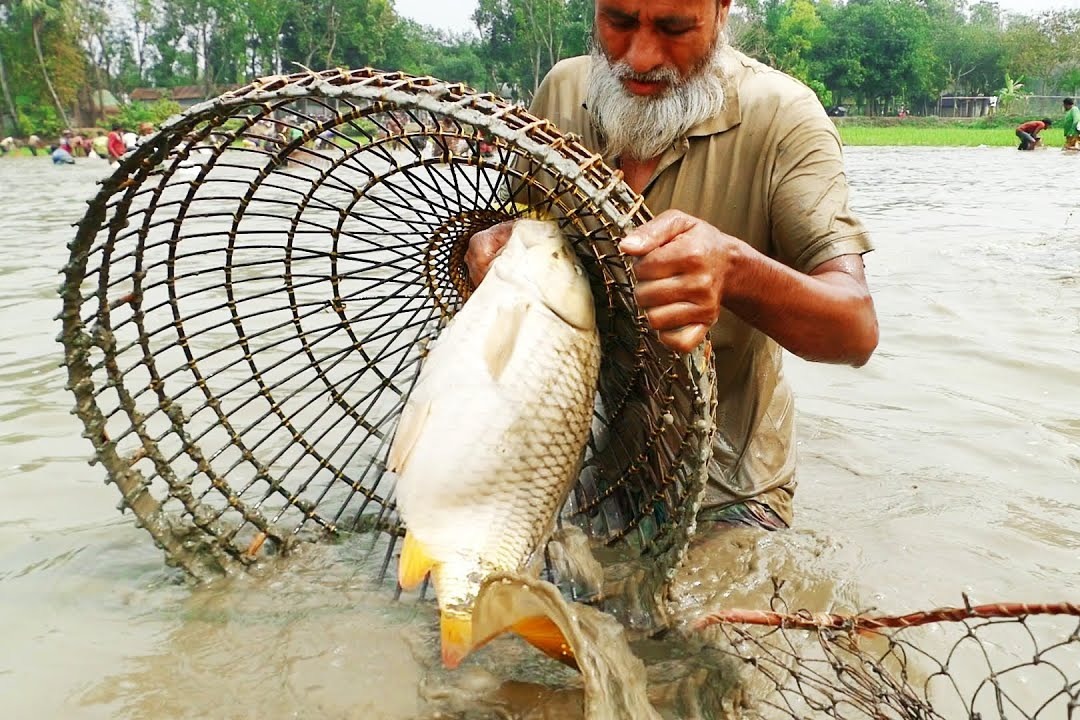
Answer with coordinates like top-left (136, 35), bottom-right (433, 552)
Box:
top-left (440, 613), bottom-right (474, 669)
top-left (397, 532), bottom-right (437, 591)
top-left (512, 616), bottom-right (578, 670)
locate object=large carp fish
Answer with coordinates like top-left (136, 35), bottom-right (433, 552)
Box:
top-left (388, 218), bottom-right (602, 669)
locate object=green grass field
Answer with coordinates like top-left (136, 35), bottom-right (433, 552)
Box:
top-left (838, 125), bottom-right (1064, 148)
top-left (833, 114), bottom-right (1070, 147)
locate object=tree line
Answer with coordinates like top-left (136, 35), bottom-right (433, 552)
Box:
top-left (2, 0), bottom-right (1079, 136)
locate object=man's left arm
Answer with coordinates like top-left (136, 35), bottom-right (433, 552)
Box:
top-left (622, 213), bottom-right (878, 365)
top-left (623, 101), bottom-right (878, 365)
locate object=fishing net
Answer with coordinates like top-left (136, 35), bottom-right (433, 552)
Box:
top-left (57, 68), bottom-right (1078, 718)
top-left (691, 592), bottom-right (1080, 719)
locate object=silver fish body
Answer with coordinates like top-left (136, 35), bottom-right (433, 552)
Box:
top-left (388, 218), bottom-right (601, 667)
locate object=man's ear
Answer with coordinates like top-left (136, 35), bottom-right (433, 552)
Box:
top-left (717, 0), bottom-right (732, 24)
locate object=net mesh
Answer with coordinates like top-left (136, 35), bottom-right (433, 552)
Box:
top-left (56, 68), bottom-right (1079, 718)
top-left (693, 590), bottom-right (1080, 719)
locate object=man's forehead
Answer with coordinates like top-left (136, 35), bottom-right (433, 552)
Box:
top-left (597, 0), bottom-right (716, 21)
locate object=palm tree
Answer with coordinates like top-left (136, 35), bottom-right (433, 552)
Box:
top-left (17, 0), bottom-right (70, 128)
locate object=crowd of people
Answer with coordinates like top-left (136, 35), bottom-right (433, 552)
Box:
top-left (0, 122), bottom-right (155, 164)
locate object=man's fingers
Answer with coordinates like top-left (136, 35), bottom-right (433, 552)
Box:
top-left (635, 276), bottom-right (712, 309)
top-left (465, 221), bottom-right (515, 287)
top-left (658, 324), bottom-right (709, 354)
top-left (619, 210), bottom-right (697, 256)
top-left (643, 302), bottom-right (711, 332)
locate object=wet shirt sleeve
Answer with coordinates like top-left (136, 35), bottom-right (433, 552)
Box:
top-left (768, 94), bottom-right (873, 273)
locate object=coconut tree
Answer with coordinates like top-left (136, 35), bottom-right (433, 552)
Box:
top-left (16, 0), bottom-right (70, 128)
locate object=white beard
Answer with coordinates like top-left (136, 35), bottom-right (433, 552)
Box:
top-left (586, 41), bottom-right (728, 161)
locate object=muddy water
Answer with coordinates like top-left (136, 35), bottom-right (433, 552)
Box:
top-left (1, 146), bottom-right (1078, 718)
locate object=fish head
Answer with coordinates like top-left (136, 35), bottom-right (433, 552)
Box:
top-left (493, 219), bottom-right (596, 331)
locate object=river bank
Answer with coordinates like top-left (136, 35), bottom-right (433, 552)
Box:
top-left (2, 114), bottom-right (1072, 155)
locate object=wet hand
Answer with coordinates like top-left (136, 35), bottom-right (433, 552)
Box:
top-left (620, 210), bottom-right (737, 354)
top-left (465, 220), bottom-right (515, 288)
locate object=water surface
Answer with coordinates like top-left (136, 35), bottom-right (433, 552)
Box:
top-left (1, 146), bottom-right (1077, 718)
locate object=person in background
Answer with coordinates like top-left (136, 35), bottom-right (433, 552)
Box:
top-left (1062, 99), bottom-right (1080, 151)
top-left (466, 0), bottom-right (878, 532)
top-left (1016, 118), bottom-right (1052, 151)
top-left (52, 130), bottom-right (76, 164)
top-left (107, 123), bottom-right (127, 162)
top-left (136, 122), bottom-right (154, 146)
top-left (91, 131), bottom-right (109, 159)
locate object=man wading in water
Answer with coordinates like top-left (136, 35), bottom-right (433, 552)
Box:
top-left (467, 0), bottom-right (879, 533)
top-left (1016, 118), bottom-right (1053, 151)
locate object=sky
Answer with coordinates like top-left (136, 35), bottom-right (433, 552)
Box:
top-left (393, 0), bottom-right (1080, 35)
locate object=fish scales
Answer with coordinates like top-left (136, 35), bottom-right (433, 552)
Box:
top-left (389, 218), bottom-right (602, 668)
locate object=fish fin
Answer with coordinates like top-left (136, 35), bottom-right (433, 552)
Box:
top-left (512, 615), bottom-right (578, 670)
top-left (397, 532), bottom-right (437, 591)
top-left (440, 613), bottom-right (474, 669)
top-left (482, 302), bottom-right (528, 382)
top-left (387, 397), bottom-right (432, 473)
top-left (515, 203), bottom-right (554, 221)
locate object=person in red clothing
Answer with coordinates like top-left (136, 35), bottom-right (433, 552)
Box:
top-left (106, 122), bottom-right (127, 161)
top-left (1016, 118), bottom-right (1052, 151)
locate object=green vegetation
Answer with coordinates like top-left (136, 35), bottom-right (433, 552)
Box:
top-left (113, 99), bottom-right (183, 130)
top-left (2, 0), bottom-right (1080, 141)
top-left (839, 125), bottom-right (1064, 148)
top-left (834, 115), bottom-right (1065, 147)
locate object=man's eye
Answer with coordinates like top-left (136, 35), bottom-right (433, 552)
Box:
top-left (609, 18), bottom-right (637, 30)
top-left (660, 26), bottom-right (693, 37)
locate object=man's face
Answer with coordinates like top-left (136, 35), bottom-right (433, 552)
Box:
top-left (594, 0), bottom-right (728, 97)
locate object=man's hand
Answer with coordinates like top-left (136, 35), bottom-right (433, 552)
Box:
top-left (620, 209), bottom-right (739, 354)
top-left (464, 220), bottom-right (516, 288)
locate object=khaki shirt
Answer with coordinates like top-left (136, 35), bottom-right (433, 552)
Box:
top-left (530, 48), bottom-right (872, 525)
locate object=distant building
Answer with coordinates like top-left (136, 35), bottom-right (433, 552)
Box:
top-left (130, 88), bottom-right (168, 103)
top-left (128, 84), bottom-right (242, 109)
top-left (170, 86), bottom-right (211, 109)
top-left (937, 95), bottom-right (995, 118)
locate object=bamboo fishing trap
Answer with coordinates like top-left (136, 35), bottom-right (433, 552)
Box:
top-left (58, 69), bottom-right (1079, 718)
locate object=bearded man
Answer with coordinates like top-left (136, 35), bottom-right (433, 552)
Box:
top-left (466, 0), bottom-right (879, 532)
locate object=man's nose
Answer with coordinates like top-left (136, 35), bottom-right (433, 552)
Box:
top-left (623, 31), bottom-right (664, 75)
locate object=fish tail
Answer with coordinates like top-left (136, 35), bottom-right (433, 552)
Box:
top-left (510, 616), bottom-right (578, 670)
top-left (440, 613), bottom-right (474, 669)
